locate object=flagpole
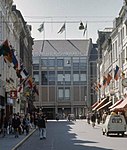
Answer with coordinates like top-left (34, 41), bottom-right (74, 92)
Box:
top-left (43, 22), bottom-right (45, 40)
top-left (65, 22), bottom-right (66, 40)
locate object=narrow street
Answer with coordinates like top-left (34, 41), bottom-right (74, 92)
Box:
top-left (18, 120), bottom-right (127, 150)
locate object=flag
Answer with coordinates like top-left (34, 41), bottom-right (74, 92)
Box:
top-left (38, 23), bottom-right (44, 32)
top-left (107, 73), bottom-right (112, 85)
top-left (83, 23), bottom-right (87, 36)
top-left (114, 65), bottom-right (119, 80)
top-left (10, 90), bottom-right (17, 99)
top-left (0, 40), bottom-right (11, 56)
top-left (103, 76), bottom-right (107, 87)
top-left (79, 22), bottom-right (84, 30)
top-left (0, 40), bottom-right (13, 63)
top-left (20, 69), bottom-right (29, 79)
top-left (17, 85), bottom-right (22, 92)
top-left (121, 72), bottom-right (125, 79)
top-left (11, 49), bottom-right (18, 69)
top-left (33, 85), bottom-right (39, 95)
top-left (27, 76), bottom-right (33, 88)
top-left (57, 23), bottom-right (65, 34)
top-left (98, 83), bottom-right (101, 88)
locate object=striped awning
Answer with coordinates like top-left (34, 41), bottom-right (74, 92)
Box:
top-left (109, 99), bottom-right (123, 110)
top-left (110, 97), bottom-right (127, 111)
top-left (92, 98), bottom-right (108, 111)
top-left (97, 101), bottom-right (112, 111)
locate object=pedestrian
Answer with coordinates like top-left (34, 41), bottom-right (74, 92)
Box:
top-left (37, 114), bottom-right (46, 140)
top-left (96, 112), bottom-right (101, 124)
top-left (23, 114), bottom-right (30, 135)
top-left (12, 114), bottom-right (21, 138)
top-left (2, 115), bottom-right (8, 137)
top-left (86, 113), bottom-right (90, 124)
top-left (91, 112), bottom-right (96, 127)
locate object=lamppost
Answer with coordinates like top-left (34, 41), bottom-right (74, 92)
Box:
top-left (84, 96), bottom-right (87, 116)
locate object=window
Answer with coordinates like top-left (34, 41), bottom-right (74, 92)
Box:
top-left (49, 71), bottom-right (55, 85)
top-left (41, 58), bottom-right (48, 67)
top-left (57, 71), bottom-right (64, 81)
top-left (33, 71), bottom-right (39, 83)
top-left (73, 71), bottom-right (79, 81)
top-left (48, 58), bottom-right (55, 67)
top-left (33, 57), bottom-right (39, 64)
top-left (33, 64), bottom-right (39, 70)
top-left (65, 71), bottom-right (71, 81)
top-left (41, 71), bottom-right (48, 85)
top-left (58, 88), bottom-right (64, 99)
top-left (57, 59), bottom-right (63, 67)
top-left (73, 57), bottom-right (79, 67)
top-left (80, 58), bottom-right (87, 67)
top-left (80, 72), bottom-right (86, 81)
top-left (65, 87), bottom-right (70, 100)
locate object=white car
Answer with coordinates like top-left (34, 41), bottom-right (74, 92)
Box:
top-left (102, 114), bottom-right (126, 136)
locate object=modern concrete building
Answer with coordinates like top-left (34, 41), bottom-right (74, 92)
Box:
top-left (33, 39), bottom-right (97, 119)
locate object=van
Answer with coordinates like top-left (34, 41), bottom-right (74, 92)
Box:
top-left (102, 114), bottom-right (126, 136)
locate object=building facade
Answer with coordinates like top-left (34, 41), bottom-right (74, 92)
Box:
top-left (33, 39), bottom-right (97, 119)
top-left (0, 1), bottom-right (33, 130)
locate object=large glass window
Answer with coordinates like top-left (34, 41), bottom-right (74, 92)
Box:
top-left (57, 58), bottom-right (63, 67)
top-left (33, 57), bottom-right (39, 64)
top-left (80, 71), bottom-right (87, 81)
top-left (73, 71), bottom-right (79, 81)
top-left (48, 57), bottom-right (55, 67)
top-left (80, 57), bottom-right (87, 67)
top-left (73, 57), bottom-right (79, 67)
top-left (49, 71), bottom-right (55, 85)
top-left (41, 58), bottom-right (48, 67)
top-left (33, 64), bottom-right (39, 70)
top-left (33, 71), bottom-right (39, 84)
top-left (65, 71), bottom-right (71, 81)
top-left (58, 88), bottom-right (64, 99)
top-left (41, 71), bottom-right (48, 85)
top-left (57, 71), bottom-right (64, 81)
top-left (65, 87), bottom-right (70, 100)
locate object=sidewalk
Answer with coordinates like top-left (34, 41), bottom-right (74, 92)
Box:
top-left (0, 128), bottom-right (36, 150)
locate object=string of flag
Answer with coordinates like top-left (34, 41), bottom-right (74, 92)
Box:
top-left (0, 39), bottom-right (39, 99)
top-left (92, 65), bottom-right (125, 92)
top-left (38, 21), bottom-right (87, 37)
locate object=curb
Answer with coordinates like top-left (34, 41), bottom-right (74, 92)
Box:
top-left (11, 128), bottom-right (37, 150)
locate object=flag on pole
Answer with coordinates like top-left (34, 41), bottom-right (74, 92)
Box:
top-left (79, 22), bottom-right (84, 30)
top-left (121, 71), bottom-right (125, 79)
top-left (114, 65), bottom-right (119, 80)
top-left (57, 23), bottom-right (65, 34)
top-left (38, 23), bottom-right (44, 32)
top-left (107, 73), bottom-right (112, 85)
top-left (103, 76), bottom-right (107, 87)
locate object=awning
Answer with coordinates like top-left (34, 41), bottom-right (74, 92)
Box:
top-left (92, 98), bottom-right (108, 111)
top-left (110, 98), bottom-right (127, 111)
top-left (97, 101), bottom-right (112, 111)
top-left (109, 99), bottom-right (123, 110)
top-left (91, 101), bottom-right (99, 109)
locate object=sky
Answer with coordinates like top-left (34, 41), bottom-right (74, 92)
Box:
top-left (13, 0), bottom-right (123, 43)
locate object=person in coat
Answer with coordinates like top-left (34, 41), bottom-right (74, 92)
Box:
top-left (12, 114), bottom-right (21, 138)
top-left (38, 114), bottom-right (46, 140)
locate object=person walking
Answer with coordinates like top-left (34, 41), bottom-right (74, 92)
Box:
top-left (38, 114), bottom-right (46, 140)
top-left (12, 114), bottom-right (21, 138)
top-left (23, 114), bottom-right (30, 135)
top-left (91, 112), bottom-right (96, 127)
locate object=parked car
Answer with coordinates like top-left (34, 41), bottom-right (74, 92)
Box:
top-left (102, 114), bottom-right (126, 136)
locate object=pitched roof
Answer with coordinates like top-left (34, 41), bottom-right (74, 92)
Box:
top-left (33, 39), bottom-right (91, 57)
